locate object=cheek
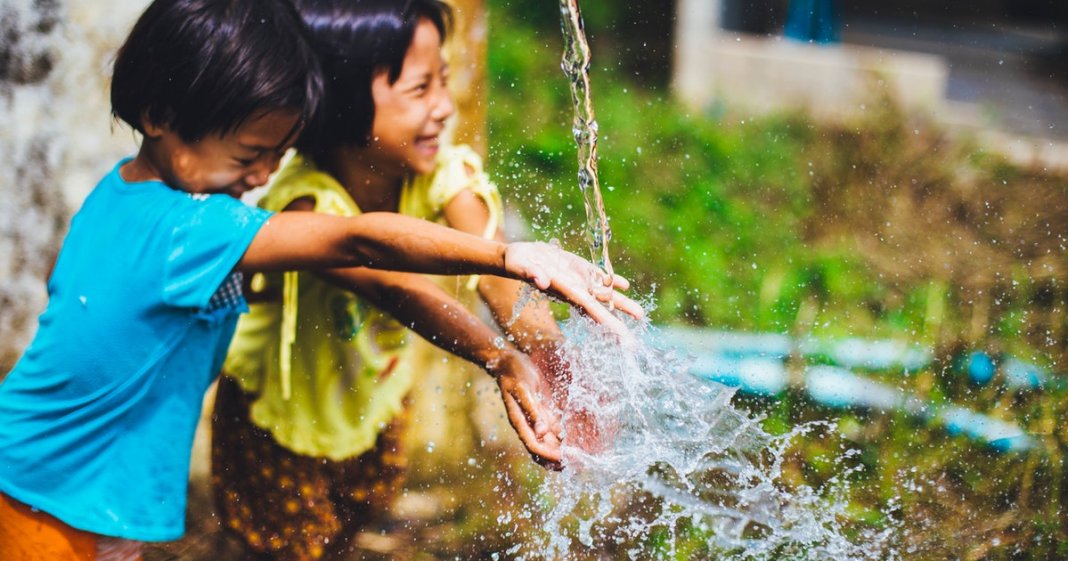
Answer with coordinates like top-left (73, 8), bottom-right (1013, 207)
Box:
top-left (373, 103), bottom-right (425, 142)
top-left (184, 159), bottom-right (242, 189)
top-left (205, 168), bottom-right (243, 186)
top-left (171, 148), bottom-right (235, 187)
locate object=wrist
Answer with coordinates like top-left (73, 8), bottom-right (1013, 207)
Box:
top-left (498, 241), bottom-right (512, 278)
top-left (481, 343), bottom-right (519, 378)
top-left (529, 332), bottom-right (565, 351)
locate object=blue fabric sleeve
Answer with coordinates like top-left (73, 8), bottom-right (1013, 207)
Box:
top-left (163, 196), bottom-right (273, 309)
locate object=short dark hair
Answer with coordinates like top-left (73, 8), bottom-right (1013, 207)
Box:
top-left (111, 0), bottom-right (324, 142)
top-left (292, 0), bottom-right (451, 162)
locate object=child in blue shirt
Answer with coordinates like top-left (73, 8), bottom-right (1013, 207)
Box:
top-left (0, 0), bottom-right (638, 558)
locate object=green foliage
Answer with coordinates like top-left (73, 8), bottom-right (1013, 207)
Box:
top-left (486, 1), bottom-right (1068, 559)
top-left (489, 5), bottom-right (889, 336)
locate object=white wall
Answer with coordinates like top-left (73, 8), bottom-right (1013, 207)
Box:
top-left (0, 0), bottom-right (147, 370)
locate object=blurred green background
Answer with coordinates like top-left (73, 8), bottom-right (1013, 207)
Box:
top-left (481, 0), bottom-right (1068, 558)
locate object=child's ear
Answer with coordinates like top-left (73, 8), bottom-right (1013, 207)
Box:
top-left (141, 112), bottom-right (165, 139)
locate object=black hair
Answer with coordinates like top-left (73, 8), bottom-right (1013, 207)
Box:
top-left (111, 0), bottom-right (324, 143)
top-left (292, 0), bottom-right (452, 162)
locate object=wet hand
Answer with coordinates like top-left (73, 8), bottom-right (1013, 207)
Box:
top-left (491, 349), bottom-right (565, 470)
top-left (530, 343), bottom-right (614, 457)
top-left (503, 242), bottom-right (644, 338)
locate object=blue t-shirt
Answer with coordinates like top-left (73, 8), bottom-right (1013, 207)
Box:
top-left (0, 160), bottom-right (272, 541)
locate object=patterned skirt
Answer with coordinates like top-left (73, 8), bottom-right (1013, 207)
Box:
top-left (211, 376), bottom-right (409, 561)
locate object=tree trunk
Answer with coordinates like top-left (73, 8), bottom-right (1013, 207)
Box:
top-left (442, 0), bottom-right (488, 155)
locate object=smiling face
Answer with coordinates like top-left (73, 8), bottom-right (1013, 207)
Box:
top-left (129, 108), bottom-right (301, 198)
top-left (364, 18), bottom-right (455, 177)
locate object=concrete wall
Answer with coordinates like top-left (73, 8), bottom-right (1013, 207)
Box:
top-left (673, 0), bottom-right (947, 119)
top-left (672, 0), bottom-right (1068, 170)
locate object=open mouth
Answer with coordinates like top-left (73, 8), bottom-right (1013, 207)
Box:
top-left (415, 134), bottom-right (440, 153)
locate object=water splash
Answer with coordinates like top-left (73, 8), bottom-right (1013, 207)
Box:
top-left (558, 0), bottom-right (613, 279)
top-left (519, 314), bottom-right (898, 559)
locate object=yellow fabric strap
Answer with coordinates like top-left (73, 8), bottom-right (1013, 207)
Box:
top-left (279, 270), bottom-right (299, 400)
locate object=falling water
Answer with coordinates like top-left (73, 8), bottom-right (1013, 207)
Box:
top-left (558, 0), bottom-right (613, 279)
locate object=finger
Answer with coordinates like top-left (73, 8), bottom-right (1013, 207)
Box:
top-left (531, 434), bottom-right (564, 471)
top-left (552, 281), bottom-right (616, 323)
top-left (587, 283), bottom-right (644, 322)
top-left (518, 264), bottom-right (551, 291)
top-left (538, 431), bottom-right (564, 471)
top-left (511, 381), bottom-right (557, 439)
top-left (576, 298), bottom-right (630, 335)
top-left (532, 270), bottom-right (551, 291)
top-left (610, 292), bottom-right (645, 320)
top-left (609, 273), bottom-right (631, 291)
top-left (503, 392), bottom-right (563, 465)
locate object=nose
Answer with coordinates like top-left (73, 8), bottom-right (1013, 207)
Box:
top-left (431, 88), bottom-right (454, 123)
top-left (244, 153), bottom-right (283, 188)
top-left (244, 167), bottom-right (270, 188)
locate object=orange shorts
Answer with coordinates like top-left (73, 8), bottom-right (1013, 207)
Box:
top-left (0, 493), bottom-right (141, 561)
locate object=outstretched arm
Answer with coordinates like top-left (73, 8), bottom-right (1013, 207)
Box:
top-left (239, 211), bottom-right (505, 275)
top-left (237, 211), bottom-right (641, 334)
top-left (317, 266), bottom-right (563, 469)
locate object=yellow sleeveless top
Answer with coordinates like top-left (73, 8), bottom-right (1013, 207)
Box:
top-left (223, 145), bottom-right (502, 460)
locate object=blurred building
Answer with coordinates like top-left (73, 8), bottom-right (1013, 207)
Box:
top-left (674, 0), bottom-right (1068, 167)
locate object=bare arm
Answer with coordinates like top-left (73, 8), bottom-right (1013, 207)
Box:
top-left (239, 211), bottom-right (507, 276)
top-left (316, 265), bottom-right (563, 468)
top-left (238, 209), bottom-right (642, 334)
top-left (323, 266), bottom-right (511, 376)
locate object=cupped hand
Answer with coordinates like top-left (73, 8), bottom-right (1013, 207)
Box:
top-left (529, 342), bottom-right (615, 457)
top-left (491, 349), bottom-right (565, 470)
top-left (503, 242), bottom-right (644, 338)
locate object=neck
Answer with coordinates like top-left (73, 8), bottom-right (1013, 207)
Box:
top-left (324, 147), bottom-right (404, 213)
top-left (121, 142), bottom-right (165, 184)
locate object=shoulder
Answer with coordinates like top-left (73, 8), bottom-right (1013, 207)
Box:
top-left (168, 193), bottom-right (272, 241)
top-left (438, 144), bottom-right (484, 177)
top-left (425, 144), bottom-right (491, 194)
top-left (260, 153), bottom-right (353, 215)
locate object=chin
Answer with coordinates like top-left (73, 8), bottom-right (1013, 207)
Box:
top-left (409, 159), bottom-right (436, 176)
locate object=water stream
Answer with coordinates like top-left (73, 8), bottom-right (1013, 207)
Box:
top-left (558, 0), bottom-right (614, 279)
